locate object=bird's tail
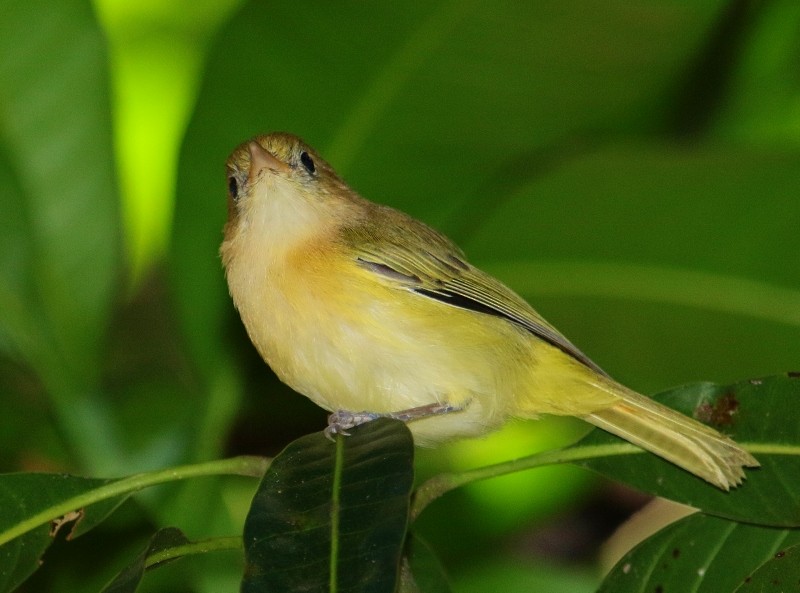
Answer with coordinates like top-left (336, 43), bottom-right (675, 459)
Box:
top-left (583, 381), bottom-right (759, 490)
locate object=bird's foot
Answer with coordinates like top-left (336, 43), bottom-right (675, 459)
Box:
top-left (325, 411), bottom-right (382, 440)
top-left (325, 402), bottom-right (463, 441)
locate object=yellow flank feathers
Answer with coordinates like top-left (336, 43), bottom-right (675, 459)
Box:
top-left (221, 132), bottom-right (759, 490)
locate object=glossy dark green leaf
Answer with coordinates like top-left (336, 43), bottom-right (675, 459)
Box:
top-left (0, 473), bottom-right (123, 593)
top-left (576, 374), bottom-right (800, 526)
top-left (735, 542), bottom-right (800, 592)
top-left (599, 513), bottom-right (800, 593)
top-left (100, 527), bottom-right (190, 593)
top-left (241, 419), bottom-right (414, 593)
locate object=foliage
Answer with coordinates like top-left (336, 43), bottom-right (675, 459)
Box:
top-left (1, 0), bottom-right (799, 591)
top-left (2, 378), bottom-right (800, 591)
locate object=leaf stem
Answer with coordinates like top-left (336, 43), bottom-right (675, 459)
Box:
top-left (329, 435), bottom-right (346, 593)
top-left (411, 443), bottom-right (642, 520)
top-left (145, 535), bottom-right (244, 568)
top-left (745, 443), bottom-right (800, 456)
top-left (0, 455), bottom-right (269, 547)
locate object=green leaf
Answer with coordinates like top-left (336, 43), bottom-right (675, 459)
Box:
top-left (0, 474), bottom-right (120, 593)
top-left (471, 144), bottom-right (800, 390)
top-left (0, 0), bottom-right (120, 373)
top-left (0, 0), bottom-right (122, 475)
top-left (100, 527), bottom-right (190, 593)
top-left (599, 513), bottom-right (800, 593)
top-left (576, 374), bottom-right (800, 526)
top-left (0, 457), bottom-right (267, 591)
top-left (0, 519), bottom-right (49, 593)
top-left (241, 419), bottom-right (414, 593)
top-left (711, 2), bottom-right (800, 145)
top-left (735, 542), bottom-right (800, 592)
top-left (0, 142), bottom-right (37, 361)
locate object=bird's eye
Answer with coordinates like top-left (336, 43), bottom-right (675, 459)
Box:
top-left (300, 151), bottom-right (316, 175)
top-left (228, 176), bottom-right (239, 200)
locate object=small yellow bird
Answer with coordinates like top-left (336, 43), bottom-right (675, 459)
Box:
top-left (221, 132), bottom-right (758, 490)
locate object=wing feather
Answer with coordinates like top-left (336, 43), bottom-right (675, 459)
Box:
top-left (340, 205), bottom-right (608, 376)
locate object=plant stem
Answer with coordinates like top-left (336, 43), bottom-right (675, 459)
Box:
top-left (329, 434), bottom-right (346, 593)
top-left (0, 455), bottom-right (269, 547)
top-left (145, 535), bottom-right (244, 568)
top-left (411, 443), bottom-right (642, 520)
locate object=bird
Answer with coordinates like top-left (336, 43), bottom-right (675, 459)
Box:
top-left (220, 132), bottom-right (759, 490)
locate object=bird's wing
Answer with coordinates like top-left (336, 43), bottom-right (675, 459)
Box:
top-left (339, 206), bottom-right (608, 376)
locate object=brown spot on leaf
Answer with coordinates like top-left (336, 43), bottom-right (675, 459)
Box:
top-left (775, 550), bottom-right (786, 558)
top-left (672, 548), bottom-right (680, 558)
top-left (655, 586), bottom-right (664, 593)
top-left (49, 509), bottom-right (84, 539)
top-left (788, 371), bottom-right (800, 378)
top-left (695, 391), bottom-right (739, 426)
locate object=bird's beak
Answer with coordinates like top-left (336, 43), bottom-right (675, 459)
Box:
top-left (248, 141), bottom-right (290, 182)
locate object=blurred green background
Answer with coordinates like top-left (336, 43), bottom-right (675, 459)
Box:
top-left (1, 0), bottom-right (799, 591)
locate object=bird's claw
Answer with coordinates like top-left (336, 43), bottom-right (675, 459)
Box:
top-left (325, 410), bottom-right (381, 441)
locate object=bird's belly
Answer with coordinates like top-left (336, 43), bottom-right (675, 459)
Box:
top-left (244, 272), bottom-right (523, 443)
